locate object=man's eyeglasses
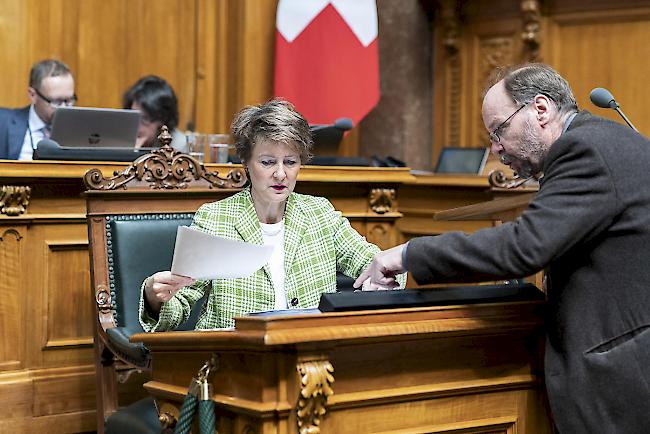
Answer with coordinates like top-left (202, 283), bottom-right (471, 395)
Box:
top-left (32, 87), bottom-right (77, 108)
top-left (489, 102), bottom-right (530, 143)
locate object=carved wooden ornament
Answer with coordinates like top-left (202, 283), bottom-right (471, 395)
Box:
top-left (369, 188), bottom-right (396, 214)
top-left (0, 185), bottom-right (31, 216)
top-left (488, 169), bottom-right (538, 189)
top-left (83, 126), bottom-right (247, 191)
top-left (95, 284), bottom-right (112, 314)
top-left (296, 359), bottom-right (334, 434)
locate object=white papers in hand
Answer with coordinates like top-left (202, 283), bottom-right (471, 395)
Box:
top-left (171, 226), bottom-right (273, 280)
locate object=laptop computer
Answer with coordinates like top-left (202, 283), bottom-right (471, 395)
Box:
top-left (50, 106), bottom-right (141, 149)
top-left (434, 147), bottom-right (490, 174)
top-left (34, 107), bottom-right (147, 161)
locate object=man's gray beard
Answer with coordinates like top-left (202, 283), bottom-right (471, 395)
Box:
top-left (513, 121), bottom-right (548, 178)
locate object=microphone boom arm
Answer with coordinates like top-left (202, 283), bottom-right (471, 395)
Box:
top-left (614, 107), bottom-right (638, 132)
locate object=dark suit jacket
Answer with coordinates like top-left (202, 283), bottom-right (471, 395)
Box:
top-left (0, 106), bottom-right (30, 160)
top-left (407, 111), bottom-right (650, 433)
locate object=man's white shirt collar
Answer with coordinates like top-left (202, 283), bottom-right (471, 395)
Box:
top-left (28, 105), bottom-right (47, 133)
top-left (18, 105), bottom-right (49, 160)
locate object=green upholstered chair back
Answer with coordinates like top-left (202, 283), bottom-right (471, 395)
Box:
top-left (106, 213), bottom-right (200, 332)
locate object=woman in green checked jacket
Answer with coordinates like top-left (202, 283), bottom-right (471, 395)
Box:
top-left (139, 99), bottom-right (405, 331)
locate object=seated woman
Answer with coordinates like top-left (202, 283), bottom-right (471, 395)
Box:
top-left (139, 99), bottom-right (405, 331)
top-left (122, 75), bottom-right (188, 153)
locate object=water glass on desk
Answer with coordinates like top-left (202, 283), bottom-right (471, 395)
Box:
top-left (186, 133), bottom-right (205, 162)
top-left (208, 134), bottom-right (230, 163)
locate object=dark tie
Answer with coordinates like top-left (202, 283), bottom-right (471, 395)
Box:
top-left (42, 125), bottom-right (51, 139)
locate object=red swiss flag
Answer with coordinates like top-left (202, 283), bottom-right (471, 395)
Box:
top-left (274, 0), bottom-right (380, 126)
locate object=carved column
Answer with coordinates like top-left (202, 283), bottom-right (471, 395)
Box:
top-left (440, 0), bottom-right (462, 148)
top-left (296, 357), bottom-right (335, 434)
top-left (521, 0), bottom-right (542, 61)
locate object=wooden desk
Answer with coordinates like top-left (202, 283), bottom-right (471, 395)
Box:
top-left (0, 160), bottom-right (410, 432)
top-left (0, 160), bottom-right (533, 432)
top-left (133, 301), bottom-right (552, 433)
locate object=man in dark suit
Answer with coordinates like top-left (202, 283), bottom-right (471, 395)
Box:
top-left (356, 63), bottom-right (650, 433)
top-left (0, 59), bottom-right (76, 160)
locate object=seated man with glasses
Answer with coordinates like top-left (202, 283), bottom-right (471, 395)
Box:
top-left (0, 58), bottom-right (76, 160)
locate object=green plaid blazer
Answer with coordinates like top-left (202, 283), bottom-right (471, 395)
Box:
top-left (140, 188), bottom-right (401, 330)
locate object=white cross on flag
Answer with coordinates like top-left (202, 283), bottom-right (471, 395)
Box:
top-left (274, 0), bottom-right (380, 127)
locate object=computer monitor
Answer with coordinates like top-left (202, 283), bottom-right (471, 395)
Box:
top-left (434, 147), bottom-right (489, 174)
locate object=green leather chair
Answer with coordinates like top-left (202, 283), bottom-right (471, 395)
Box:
top-left (96, 212), bottom-right (207, 434)
top-left (85, 129), bottom-right (248, 434)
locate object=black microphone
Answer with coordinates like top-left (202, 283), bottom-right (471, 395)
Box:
top-left (589, 87), bottom-right (638, 131)
top-left (334, 117), bottom-right (353, 131)
top-left (589, 87), bottom-right (618, 109)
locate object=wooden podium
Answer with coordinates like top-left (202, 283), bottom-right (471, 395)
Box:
top-left (434, 192), bottom-right (534, 224)
top-left (132, 300), bottom-right (552, 433)
top-left (433, 191), bottom-right (543, 290)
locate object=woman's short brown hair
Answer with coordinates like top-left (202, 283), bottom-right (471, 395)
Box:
top-left (230, 98), bottom-right (313, 163)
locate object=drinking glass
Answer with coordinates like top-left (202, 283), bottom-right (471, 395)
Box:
top-left (186, 133), bottom-right (205, 162)
top-left (208, 134), bottom-right (230, 163)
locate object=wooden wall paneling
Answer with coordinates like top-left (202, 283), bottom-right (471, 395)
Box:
top-left (195, 0), bottom-right (277, 135)
top-left (29, 0), bottom-right (80, 69)
top-left (0, 220), bottom-right (97, 433)
top-left (239, 0), bottom-right (277, 106)
top-left (43, 240), bottom-right (93, 351)
top-left (547, 7), bottom-right (650, 136)
top-left (169, 0), bottom-right (199, 132)
top-left (223, 0), bottom-right (248, 131)
top-left (0, 0), bottom-right (30, 105)
top-left (0, 225), bottom-right (25, 372)
top-left (196, 0), bottom-right (226, 134)
top-left (32, 366), bottom-right (97, 417)
top-left (0, 0), bottom-right (80, 106)
top-left (23, 222), bottom-right (93, 367)
top-left (75, 0), bottom-right (127, 109)
top-left (0, 0), bottom-right (199, 129)
top-left (1, 371), bottom-right (32, 419)
top-left (76, 0), bottom-right (198, 130)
